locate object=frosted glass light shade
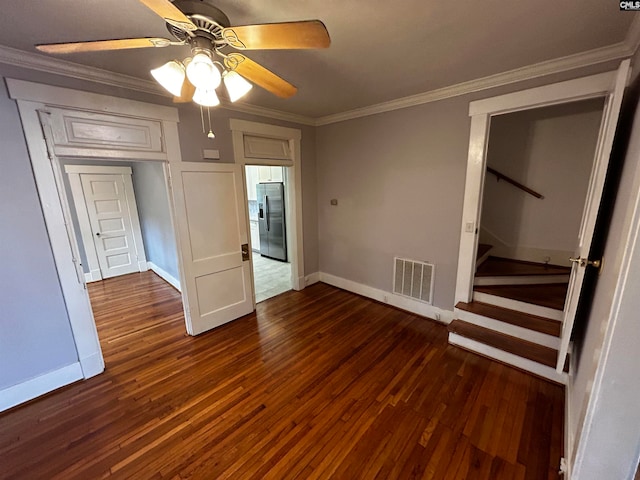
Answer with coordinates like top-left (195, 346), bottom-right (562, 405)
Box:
top-left (186, 53), bottom-right (221, 89)
top-left (150, 61), bottom-right (185, 97)
top-left (192, 87), bottom-right (220, 107)
top-left (223, 70), bottom-right (253, 102)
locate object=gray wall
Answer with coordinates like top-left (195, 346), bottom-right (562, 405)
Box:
top-left (315, 62), bottom-right (619, 311)
top-left (0, 77), bottom-right (78, 390)
top-left (481, 99), bottom-right (604, 265)
top-left (131, 161), bottom-right (179, 280)
top-left (176, 106), bottom-right (319, 274)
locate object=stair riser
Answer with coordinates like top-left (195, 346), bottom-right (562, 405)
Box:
top-left (448, 332), bottom-right (567, 384)
top-left (474, 274), bottom-right (570, 286)
top-left (455, 309), bottom-right (560, 349)
top-left (473, 291), bottom-right (563, 321)
top-left (476, 251), bottom-right (492, 268)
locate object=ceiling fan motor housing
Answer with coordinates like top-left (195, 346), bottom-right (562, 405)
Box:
top-left (167, 0), bottom-right (230, 45)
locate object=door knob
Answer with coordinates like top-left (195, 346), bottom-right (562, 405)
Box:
top-left (569, 256), bottom-right (601, 268)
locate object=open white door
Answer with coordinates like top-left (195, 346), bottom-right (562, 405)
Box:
top-left (556, 59), bottom-right (630, 372)
top-left (170, 162), bottom-right (254, 335)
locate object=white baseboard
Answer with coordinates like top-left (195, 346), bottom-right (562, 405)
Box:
top-left (79, 351), bottom-right (105, 379)
top-left (305, 272), bottom-right (320, 286)
top-left (448, 332), bottom-right (567, 384)
top-left (318, 272), bottom-right (454, 324)
top-left (0, 362), bottom-right (83, 412)
top-left (84, 269), bottom-right (102, 283)
top-left (148, 261), bottom-right (181, 292)
top-left (138, 261), bottom-right (149, 272)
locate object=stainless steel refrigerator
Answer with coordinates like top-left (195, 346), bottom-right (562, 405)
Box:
top-left (257, 182), bottom-right (287, 261)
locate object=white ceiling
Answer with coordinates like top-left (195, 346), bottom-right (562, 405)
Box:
top-left (0, 1), bottom-right (637, 119)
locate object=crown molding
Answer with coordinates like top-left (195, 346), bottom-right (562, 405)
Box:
top-left (221, 101), bottom-right (316, 126)
top-left (315, 42), bottom-right (633, 126)
top-left (0, 33), bottom-right (636, 130)
top-left (624, 15), bottom-right (640, 56)
top-left (0, 44), bottom-right (316, 127)
top-left (0, 44), bottom-right (165, 96)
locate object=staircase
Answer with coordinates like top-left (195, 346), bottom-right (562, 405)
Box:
top-left (448, 245), bottom-right (570, 383)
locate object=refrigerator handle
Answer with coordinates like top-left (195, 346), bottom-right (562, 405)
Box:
top-left (265, 195), bottom-right (270, 231)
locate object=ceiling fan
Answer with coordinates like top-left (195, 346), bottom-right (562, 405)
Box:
top-left (35, 0), bottom-right (331, 106)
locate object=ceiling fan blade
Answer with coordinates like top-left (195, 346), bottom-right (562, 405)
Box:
top-left (173, 78), bottom-right (196, 103)
top-left (222, 20), bottom-right (330, 50)
top-left (138, 0), bottom-right (197, 32)
top-left (225, 53), bottom-right (297, 98)
top-left (36, 38), bottom-right (174, 54)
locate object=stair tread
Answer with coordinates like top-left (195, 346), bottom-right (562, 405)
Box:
top-left (476, 256), bottom-right (571, 277)
top-left (448, 319), bottom-right (558, 368)
top-left (456, 301), bottom-right (561, 337)
top-left (474, 283), bottom-right (568, 311)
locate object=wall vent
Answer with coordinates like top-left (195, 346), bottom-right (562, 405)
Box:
top-left (393, 257), bottom-right (434, 304)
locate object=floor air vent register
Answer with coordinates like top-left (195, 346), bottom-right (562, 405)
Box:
top-left (393, 257), bottom-right (434, 304)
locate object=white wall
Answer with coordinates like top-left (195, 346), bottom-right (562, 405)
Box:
top-left (0, 77), bottom-right (78, 391)
top-left (481, 99), bottom-right (604, 265)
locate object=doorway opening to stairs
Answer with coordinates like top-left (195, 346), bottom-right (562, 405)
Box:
top-left (450, 96), bottom-right (607, 382)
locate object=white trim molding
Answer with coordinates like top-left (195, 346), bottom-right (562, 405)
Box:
top-left (0, 45), bottom-right (314, 126)
top-left (0, 363), bottom-right (83, 413)
top-left (2, 25), bottom-right (639, 129)
top-left (319, 272), bottom-right (455, 324)
top-left (148, 261), bottom-right (181, 292)
top-left (230, 119), bottom-right (305, 293)
top-left (315, 43), bottom-right (633, 126)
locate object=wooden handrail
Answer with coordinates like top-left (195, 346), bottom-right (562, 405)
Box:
top-left (486, 166), bottom-right (544, 199)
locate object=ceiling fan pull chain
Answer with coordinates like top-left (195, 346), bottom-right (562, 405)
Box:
top-left (207, 107), bottom-right (215, 139)
top-left (200, 105), bottom-right (205, 134)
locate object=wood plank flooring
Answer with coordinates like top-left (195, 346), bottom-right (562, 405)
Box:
top-left (0, 272), bottom-right (564, 479)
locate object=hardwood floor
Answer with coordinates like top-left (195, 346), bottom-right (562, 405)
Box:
top-left (0, 272), bottom-right (564, 479)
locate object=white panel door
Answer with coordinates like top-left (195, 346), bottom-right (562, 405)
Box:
top-left (81, 174), bottom-right (140, 279)
top-left (170, 162), bottom-right (254, 335)
top-left (556, 59), bottom-right (630, 372)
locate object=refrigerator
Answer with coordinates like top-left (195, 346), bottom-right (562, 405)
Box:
top-left (257, 182), bottom-right (287, 261)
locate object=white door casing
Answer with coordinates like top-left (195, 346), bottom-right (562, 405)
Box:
top-left (169, 162), bottom-right (254, 335)
top-left (8, 79), bottom-right (182, 398)
top-left (454, 60), bottom-right (630, 374)
top-left (79, 172), bottom-right (145, 279)
top-left (230, 119), bottom-right (305, 293)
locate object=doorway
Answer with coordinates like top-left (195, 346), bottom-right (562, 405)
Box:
top-left (453, 60), bottom-right (629, 375)
top-left (62, 160), bottom-right (180, 290)
top-left (245, 164), bottom-right (292, 302)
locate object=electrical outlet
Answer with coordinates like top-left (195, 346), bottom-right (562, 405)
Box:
top-left (435, 313), bottom-right (441, 321)
top-left (383, 295), bottom-right (388, 303)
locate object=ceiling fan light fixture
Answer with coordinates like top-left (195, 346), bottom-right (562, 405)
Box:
top-left (192, 87), bottom-right (220, 107)
top-left (150, 60), bottom-right (186, 97)
top-left (186, 52), bottom-right (221, 89)
top-left (223, 70), bottom-right (253, 102)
